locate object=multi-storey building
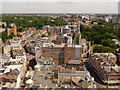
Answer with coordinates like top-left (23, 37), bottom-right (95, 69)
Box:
top-left (6, 26), bottom-right (17, 36)
top-left (35, 43), bottom-right (82, 65)
top-left (89, 53), bottom-right (120, 84)
top-left (56, 34), bottom-right (72, 45)
top-left (2, 45), bottom-right (11, 57)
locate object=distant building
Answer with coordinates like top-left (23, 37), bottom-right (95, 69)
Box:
top-left (112, 39), bottom-right (120, 45)
top-left (117, 1), bottom-right (120, 21)
top-left (3, 45), bottom-right (11, 57)
top-left (68, 25), bottom-right (77, 31)
top-left (6, 26), bottom-right (17, 36)
top-left (56, 34), bottom-right (72, 45)
top-left (0, 28), bottom-right (6, 33)
top-left (43, 25), bottom-right (63, 34)
top-left (63, 26), bottom-right (71, 34)
top-left (105, 15), bottom-right (112, 23)
top-left (11, 49), bottom-right (26, 60)
top-left (53, 26), bottom-right (63, 34)
top-left (43, 25), bottom-right (77, 35)
top-left (0, 22), bottom-right (7, 27)
top-left (19, 29), bottom-right (36, 40)
top-left (0, 54), bottom-right (10, 67)
top-left (112, 17), bottom-right (118, 24)
top-left (9, 23), bottom-right (16, 27)
top-left (26, 27), bottom-right (36, 31)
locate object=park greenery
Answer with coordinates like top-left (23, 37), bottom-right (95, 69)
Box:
top-left (2, 15), bottom-right (68, 29)
top-left (80, 21), bottom-right (120, 53)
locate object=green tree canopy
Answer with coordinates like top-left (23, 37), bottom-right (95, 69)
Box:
top-left (1, 31), bottom-right (8, 43)
top-left (93, 45), bottom-right (115, 53)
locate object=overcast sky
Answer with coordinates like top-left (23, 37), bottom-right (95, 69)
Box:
top-left (2, 0), bottom-right (119, 2)
top-left (1, 0), bottom-right (119, 14)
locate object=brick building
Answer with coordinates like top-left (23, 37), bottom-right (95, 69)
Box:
top-left (35, 43), bottom-right (82, 65)
top-left (6, 26), bottom-right (17, 36)
top-left (89, 53), bottom-right (120, 84)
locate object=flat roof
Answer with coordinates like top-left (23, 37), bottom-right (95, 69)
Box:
top-left (4, 65), bottom-right (23, 74)
top-left (32, 71), bottom-right (57, 88)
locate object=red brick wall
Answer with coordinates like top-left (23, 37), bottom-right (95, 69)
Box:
top-left (41, 45), bottom-right (77, 65)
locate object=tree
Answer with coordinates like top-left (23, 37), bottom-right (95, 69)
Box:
top-left (93, 45), bottom-right (115, 53)
top-left (2, 24), bottom-right (6, 28)
top-left (9, 32), bottom-right (15, 39)
top-left (80, 23), bottom-right (120, 53)
top-left (2, 16), bottom-right (68, 30)
top-left (18, 27), bottom-right (26, 32)
top-left (102, 39), bottom-right (113, 46)
top-left (2, 31), bottom-right (8, 43)
top-left (41, 34), bottom-right (46, 38)
top-left (80, 25), bottom-right (85, 32)
top-left (98, 20), bottom-right (107, 25)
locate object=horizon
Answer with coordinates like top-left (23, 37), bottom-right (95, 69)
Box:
top-left (1, 13), bottom-right (119, 15)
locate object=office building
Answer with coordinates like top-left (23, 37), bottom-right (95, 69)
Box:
top-left (35, 43), bottom-right (82, 65)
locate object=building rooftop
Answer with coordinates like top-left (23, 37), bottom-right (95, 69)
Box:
top-left (92, 53), bottom-right (117, 66)
top-left (12, 49), bottom-right (25, 56)
top-left (91, 53), bottom-right (119, 73)
top-left (67, 60), bottom-right (82, 65)
top-left (4, 65), bottom-right (23, 74)
top-left (32, 71), bottom-right (57, 88)
top-left (41, 43), bottom-right (82, 48)
top-left (1, 54), bottom-right (10, 60)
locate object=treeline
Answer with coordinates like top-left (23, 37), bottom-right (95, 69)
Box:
top-left (2, 15), bottom-right (68, 30)
top-left (80, 22), bottom-right (120, 53)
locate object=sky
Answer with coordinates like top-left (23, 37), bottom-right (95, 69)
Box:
top-left (1, 0), bottom-right (119, 14)
top-left (1, 0), bottom-right (120, 2)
